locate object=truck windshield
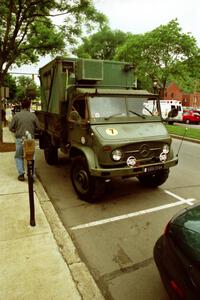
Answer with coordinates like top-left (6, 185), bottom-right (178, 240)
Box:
top-left (88, 96), bottom-right (160, 119)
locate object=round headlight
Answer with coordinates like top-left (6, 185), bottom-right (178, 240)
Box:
top-left (112, 149), bottom-right (123, 161)
top-left (163, 144), bottom-right (169, 154)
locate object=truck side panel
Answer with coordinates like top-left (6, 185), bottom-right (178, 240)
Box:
top-left (39, 57), bottom-right (136, 115)
top-left (39, 59), bottom-right (72, 114)
top-left (36, 110), bottom-right (68, 146)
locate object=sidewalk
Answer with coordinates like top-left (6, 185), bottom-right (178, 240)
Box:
top-left (0, 127), bottom-right (105, 300)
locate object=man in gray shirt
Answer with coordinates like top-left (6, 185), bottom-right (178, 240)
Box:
top-left (9, 99), bottom-right (40, 181)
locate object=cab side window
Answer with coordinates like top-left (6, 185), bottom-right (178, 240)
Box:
top-left (73, 98), bottom-right (86, 119)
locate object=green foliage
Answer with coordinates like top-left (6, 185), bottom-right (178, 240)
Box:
top-left (115, 19), bottom-right (199, 93)
top-left (16, 76), bottom-right (40, 101)
top-left (166, 124), bottom-right (200, 140)
top-left (59, 1), bottom-right (107, 44)
top-left (179, 50), bottom-right (200, 92)
top-left (0, 0), bottom-right (106, 86)
top-left (4, 74), bottom-right (17, 101)
top-left (74, 26), bottom-right (129, 60)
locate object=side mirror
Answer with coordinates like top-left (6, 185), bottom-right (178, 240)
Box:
top-left (69, 111), bottom-right (81, 122)
top-left (168, 108), bottom-right (178, 118)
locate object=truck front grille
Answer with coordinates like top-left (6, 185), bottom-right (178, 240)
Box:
top-left (99, 142), bottom-right (165, 169)
top-left (122, 142), bottom-right (163, 161)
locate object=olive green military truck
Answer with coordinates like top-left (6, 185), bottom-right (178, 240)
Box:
top-left (36, 56), bottom-right (178, 201)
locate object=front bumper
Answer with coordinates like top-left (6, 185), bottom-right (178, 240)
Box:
top-left (90, 156), bottom-right (178, 178)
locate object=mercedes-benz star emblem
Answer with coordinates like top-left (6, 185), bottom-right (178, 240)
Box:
top-left (139, 144), bottom-right (150, 157)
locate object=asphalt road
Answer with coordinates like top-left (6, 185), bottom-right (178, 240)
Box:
top-left (35, 139), bottom-right (200, 300)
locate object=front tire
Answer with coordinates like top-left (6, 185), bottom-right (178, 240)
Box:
top-left (168, 121), bottom-right (174, 125)
top-left (138, 169), bottom-right (169, 188)
top-left (70, 156), bottom-right (105, 202)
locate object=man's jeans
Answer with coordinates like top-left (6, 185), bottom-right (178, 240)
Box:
top-left (15, 138), bottom-right (24, 176)
top-left (15, 138), bottom-right (35, 176)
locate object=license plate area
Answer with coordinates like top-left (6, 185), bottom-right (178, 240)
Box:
top-left (144, 165), bottom-right (163, 173)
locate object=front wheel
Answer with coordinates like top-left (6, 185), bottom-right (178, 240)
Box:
top-left (70, 156), bottom-right (105, 202)
top-left (137, 169), bottom-right (169, 188)
top-left (167, 121), bottom-right (174, 125)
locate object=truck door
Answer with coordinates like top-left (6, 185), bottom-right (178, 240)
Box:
top-left (68, 96), bottom-right (89, 144)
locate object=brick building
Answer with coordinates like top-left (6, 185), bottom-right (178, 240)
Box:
top-left (163, 82), bottom-right (200, 108)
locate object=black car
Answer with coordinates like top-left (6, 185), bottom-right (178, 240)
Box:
top-left (154, 203), bottom-right (200, 300)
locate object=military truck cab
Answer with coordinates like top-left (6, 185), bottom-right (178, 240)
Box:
top-left (36, 57), bottom-right (178, 201)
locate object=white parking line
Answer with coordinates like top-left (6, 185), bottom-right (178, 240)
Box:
top-left (164, 190), bottom-right (195, 205)
top-left (71, 190), bottom-right (196, 230)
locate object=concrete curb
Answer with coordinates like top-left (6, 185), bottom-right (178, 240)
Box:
top-left (34, 179), bottom-right (105, 300)
top-left (171, 134), bottom-right (200, 144)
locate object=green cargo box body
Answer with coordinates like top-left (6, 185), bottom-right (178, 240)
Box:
top-left (39, 56), bottom-right (136, 114)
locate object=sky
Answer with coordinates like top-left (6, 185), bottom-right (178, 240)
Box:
top-left (95, 0), bottom-right (200, 42)
top-left (11, 0), bottom-right (200, 82)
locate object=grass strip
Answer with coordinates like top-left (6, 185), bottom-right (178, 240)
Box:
top-left (166, 124), bottom-right (200, 140)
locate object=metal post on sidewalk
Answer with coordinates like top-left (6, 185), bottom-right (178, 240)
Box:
top-left (27, 159), bottom-right (35, 226)
top-left (23, 135), bottom-right (36, 226)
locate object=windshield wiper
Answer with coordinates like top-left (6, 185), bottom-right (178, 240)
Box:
top-left (128, 110), bottom-right (146, 119)
top-left (104, 113), bottom-right (124, 120)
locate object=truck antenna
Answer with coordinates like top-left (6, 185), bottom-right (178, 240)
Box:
top-left (176, 127), bottom-right (188, 157)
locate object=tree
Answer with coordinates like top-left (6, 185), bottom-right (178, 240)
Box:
top-left (16, 76), bottom-right (39, 101)
top-left (115, 19), bottom-right (200, 96)
top-left (0, 0), bottom-right (106, 86)
top-left (74, 26), bottom-right (128, 60)
top-left (4, 74), bottom-right (17, 102)
top-left (0, 0), bottom-right (106, 141)
top-left (179, 50), bottom-right (200, 93)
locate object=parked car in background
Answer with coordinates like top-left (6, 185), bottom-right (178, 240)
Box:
top-left (154, 203), bottom-right (200, 300)
top-left (182, 109), bottom-right (200, 124)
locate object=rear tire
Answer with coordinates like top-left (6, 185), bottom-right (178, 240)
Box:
top-left (70, 156), bottom-right (105, 202)
top-left (138, 169), bottom-right (169, 187)
top-left (43, 134), bottom-right (58, 165)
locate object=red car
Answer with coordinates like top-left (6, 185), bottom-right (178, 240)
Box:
top-left (182, 110), bottom-right (200, 124)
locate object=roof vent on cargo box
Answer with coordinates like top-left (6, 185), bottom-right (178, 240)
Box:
top-left (75, 59), bottom-right (103, 81)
